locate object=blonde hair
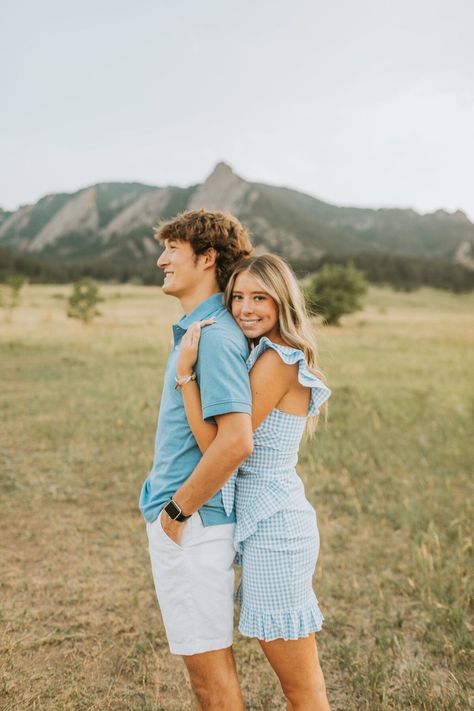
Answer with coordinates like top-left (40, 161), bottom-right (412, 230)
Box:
top-left (224, 254), bottom-right (328, 435)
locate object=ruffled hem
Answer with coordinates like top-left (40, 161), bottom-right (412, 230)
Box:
top-left (238, 602), bottom-right (324, 641)
top-left (233, 482), bottom-right (289, 553)
top-left (247, 337), bottom-right (331, 416)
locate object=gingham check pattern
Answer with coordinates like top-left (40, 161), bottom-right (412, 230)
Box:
top-left (221, 338), bottom-right (331, 640)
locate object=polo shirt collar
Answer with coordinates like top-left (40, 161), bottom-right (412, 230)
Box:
top-left (174, 292), bottom-right (224, 335)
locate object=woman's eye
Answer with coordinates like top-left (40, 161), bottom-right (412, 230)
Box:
top-left (254, 296), bottom-right (265, 302)
top-left (232, 295), bottom-right (242, 301)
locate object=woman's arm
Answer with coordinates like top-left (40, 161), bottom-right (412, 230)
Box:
top-left (177, 320), bottom-right (218, 454)
top-left (182, 343), bottom-right (293, 443)
top-left (179, 324), bottom-right (293, 449)
top-left (181, 379), bottom-right (217, 453)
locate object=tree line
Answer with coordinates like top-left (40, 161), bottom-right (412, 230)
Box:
top-left (1, 245), bottom-right (473, 293)
top-left (292, 251), bottom-right (474, 293)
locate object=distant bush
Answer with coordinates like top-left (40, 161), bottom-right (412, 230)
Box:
top-left (1, 274), bottom-right (26, 320)
top-left (304, 264), bottom-right (368, 325)
top-left (67, 278), bottom-right (104, 323)
top-left (6, 274), bottom-right (25, 306)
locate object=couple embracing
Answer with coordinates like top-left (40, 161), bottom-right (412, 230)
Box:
top-left (139, 210), bottom-right (332, 710)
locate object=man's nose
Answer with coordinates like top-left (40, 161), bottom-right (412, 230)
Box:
top-left (157, 250), bottom-right (168, 269)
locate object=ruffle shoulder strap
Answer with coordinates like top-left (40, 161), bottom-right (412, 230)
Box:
top-left (247, 336), bottom-right (331, 416)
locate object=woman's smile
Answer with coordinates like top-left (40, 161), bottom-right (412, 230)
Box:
top-left (231, 270), bottom-right (280, 341)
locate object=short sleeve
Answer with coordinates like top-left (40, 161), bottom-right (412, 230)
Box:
top-left (196, 326), bottom-right (252, 422)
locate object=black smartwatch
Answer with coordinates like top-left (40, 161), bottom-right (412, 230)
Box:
top-left (164, 497), bottom-right (191, 522)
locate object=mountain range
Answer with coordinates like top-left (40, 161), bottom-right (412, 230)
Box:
top-left (1, 162), bottom-right (473, 270)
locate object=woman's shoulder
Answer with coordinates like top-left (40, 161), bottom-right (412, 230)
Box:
top-left (247, 336), bottom-right (305, 369)
top-left (248, 336), bottom-right (331, 416)
top-left (250, 343), bottom-right (295, 381)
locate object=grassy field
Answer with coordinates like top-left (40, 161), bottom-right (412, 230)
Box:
top-left (1, 283), bottom-right (473, 711)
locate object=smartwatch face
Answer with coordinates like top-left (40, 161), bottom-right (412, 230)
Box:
top-left (165, 500), bottom-right (180, 520)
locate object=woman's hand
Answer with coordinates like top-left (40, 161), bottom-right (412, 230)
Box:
top-left (177, 318), bottom-right (215, 377)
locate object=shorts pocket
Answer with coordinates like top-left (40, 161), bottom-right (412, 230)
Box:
top-left (155, 510), bottom-right (184, 551)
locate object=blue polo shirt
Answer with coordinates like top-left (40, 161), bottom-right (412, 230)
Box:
top-left (139, 292), bottom-right (251, 526)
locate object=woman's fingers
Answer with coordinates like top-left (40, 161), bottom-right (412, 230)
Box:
top-left (187, 318), bottom-right (215, 329)
top-left (181, 319), bottom-right (215, 351)
top-left (188, 325), bottom-right (201, 345)
top-left (178, 317), bottom-right (215, 372)
top-left (187, 318), bottom-right (215, 339)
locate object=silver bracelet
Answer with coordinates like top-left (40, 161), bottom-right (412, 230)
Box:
top-left (174, 372), bottom-right (196, 390)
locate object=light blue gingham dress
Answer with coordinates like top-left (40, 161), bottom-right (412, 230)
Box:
top-left (222, 336), bottom-right (331, 641)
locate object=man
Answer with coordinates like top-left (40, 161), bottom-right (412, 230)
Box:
top-left (139, 209), bottom-right (254, 710)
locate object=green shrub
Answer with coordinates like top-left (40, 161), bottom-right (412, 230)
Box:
top-left (67, 278), bottom-right (104, 323)
top-left (304, 264), bottom-right (367, 325)
top-left (1, 275), bottom-right (26, 317)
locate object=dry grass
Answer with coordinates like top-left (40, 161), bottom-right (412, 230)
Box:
top-left (1, 284), bottom-right (473, 710)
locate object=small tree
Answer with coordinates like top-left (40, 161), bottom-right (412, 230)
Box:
top-left (67, 278), bottom-right (104, 324)
top-left (304, 264), bottom-right (368, 326)
top-left (7, 274), bottom-right (25, 306)
top-left (2, 274), bottom-right (25, 319)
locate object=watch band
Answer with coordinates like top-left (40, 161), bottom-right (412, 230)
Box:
top-left (164, 498), bottom-right (191, 522)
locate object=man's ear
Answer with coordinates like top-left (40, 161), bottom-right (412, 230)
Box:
top-left (200, 247), bottom-right (217, 270)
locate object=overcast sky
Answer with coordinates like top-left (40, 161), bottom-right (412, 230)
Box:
top-left (2, 0), bottom-right (473, 219)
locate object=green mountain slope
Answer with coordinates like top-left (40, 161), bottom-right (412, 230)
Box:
top-left (1, 163), bottom-right (473, 270)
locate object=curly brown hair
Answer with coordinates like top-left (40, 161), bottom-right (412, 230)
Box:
top-left (154, 209), bottom-right (253, 290)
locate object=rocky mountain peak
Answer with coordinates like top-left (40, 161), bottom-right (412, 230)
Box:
top-left (452, 209), bottom-right (469, 223)
top-left (187, 162), bottom-right (249, 212)
top-left (207, 161), bottom-right (235, 179)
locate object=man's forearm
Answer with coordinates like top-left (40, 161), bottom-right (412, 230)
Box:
top-left (173, 432), bottom-right (252, 514)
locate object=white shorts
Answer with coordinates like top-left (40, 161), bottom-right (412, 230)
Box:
top-left (146, 510), bottom-right (236, 655)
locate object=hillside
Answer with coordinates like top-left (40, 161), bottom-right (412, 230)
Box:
top-left (1, 163), bottom-right (473, 269)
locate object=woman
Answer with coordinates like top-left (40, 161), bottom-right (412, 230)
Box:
top-left (177, 254), bottom-right (331, 711)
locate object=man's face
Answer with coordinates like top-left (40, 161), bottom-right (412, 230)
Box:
top-left (157, 239), bottom-right (201, 298)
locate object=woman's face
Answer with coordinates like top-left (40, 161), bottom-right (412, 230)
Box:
top-left (231, 270), bottom-right (280, 341)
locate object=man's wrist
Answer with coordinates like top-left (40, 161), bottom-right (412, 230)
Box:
top-left (172, 492), bottom-right (192, 513)
top-left (164, 496), bottom-right (192, 522)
